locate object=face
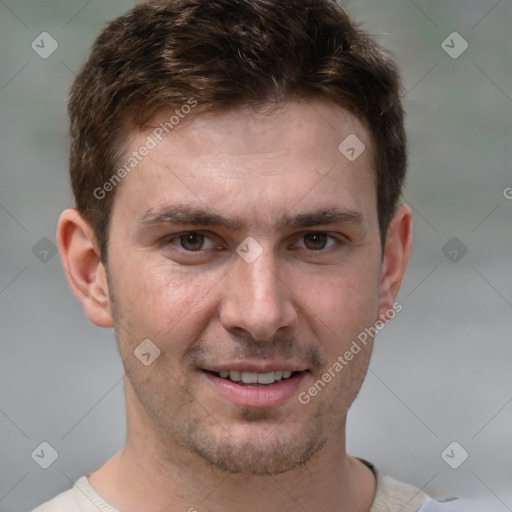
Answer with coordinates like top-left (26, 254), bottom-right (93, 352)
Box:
top-left (105, 99), bottom-right (385, 475)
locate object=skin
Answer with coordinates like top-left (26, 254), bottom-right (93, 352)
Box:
top-left (57, 98), bottom-right (412, 512)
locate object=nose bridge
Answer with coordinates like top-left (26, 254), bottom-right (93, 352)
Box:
top-left (220, 242), bottom-right (295, 340)
top-left (242, 248), bottom-right (279, 300)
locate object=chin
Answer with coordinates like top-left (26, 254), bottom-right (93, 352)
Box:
top-left (184, 416), bottom-right (328, 476)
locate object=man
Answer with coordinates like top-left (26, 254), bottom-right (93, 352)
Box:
top-left (34, 0), bottom-right (462, 510)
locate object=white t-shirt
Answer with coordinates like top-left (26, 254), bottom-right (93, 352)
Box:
top-left (31, 461), bottom-right (463, 512)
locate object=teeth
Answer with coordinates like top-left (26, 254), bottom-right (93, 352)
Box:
top-left (257, 371), bottom-right (275, 384)
top-left (241, 371), bottom-right (258, 384)
top-left (229, 370), bottom-right (242, 381)
top-left (216, 369), bottom-right (295, 384)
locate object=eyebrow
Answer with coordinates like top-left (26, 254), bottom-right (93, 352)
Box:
top-left (137, 205), bottom-right (367, 231)
top-left (276, 209), bottom-right (366, 229)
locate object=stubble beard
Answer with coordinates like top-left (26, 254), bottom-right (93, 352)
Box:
top-left (109, 281), bottom-right (360, 477)
top-left (124, 358), bottom-right (332, 476)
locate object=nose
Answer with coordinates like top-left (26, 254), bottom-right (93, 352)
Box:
top-left (219, 246), bottom-right (297, 341)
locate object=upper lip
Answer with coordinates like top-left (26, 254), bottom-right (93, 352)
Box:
top-left (202, 361), bottom-right (308, 373)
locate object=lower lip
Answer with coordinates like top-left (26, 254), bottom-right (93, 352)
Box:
top-left (203, 372), bottom-right (307, 408)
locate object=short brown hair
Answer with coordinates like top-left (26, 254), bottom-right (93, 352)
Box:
top-left (68, 0), bottom-right (406, 261)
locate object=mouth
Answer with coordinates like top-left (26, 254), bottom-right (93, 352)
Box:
top-left (202, 367), bottom-right (308, 408)
top-left (204, 369), bottom-right (300, 386)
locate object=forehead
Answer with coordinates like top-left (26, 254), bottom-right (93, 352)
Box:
top-left (112, 99), bottom-right (376, 229)
top-left (139, 100), bottom-right (370, 168)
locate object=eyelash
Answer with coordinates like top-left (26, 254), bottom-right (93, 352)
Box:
top-left (165, 231), bottom-right (343, 254)
top-left (168, 232), bottom-right (222, 253)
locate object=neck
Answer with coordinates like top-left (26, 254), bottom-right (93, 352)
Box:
top-left (89, 383), bottom-right (376, 512)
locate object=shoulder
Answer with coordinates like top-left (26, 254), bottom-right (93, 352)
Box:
top-left (31, 476), bottom-right (119, 512)
top-left (31, 486), bottom-right (78, 512)
top-left (372, 472), bottom-right (431, 512)
top-left (359, 459), bottom-right (464, 512)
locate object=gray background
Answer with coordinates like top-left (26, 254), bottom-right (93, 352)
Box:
top-left (1, 1), bottom-right (511, 510)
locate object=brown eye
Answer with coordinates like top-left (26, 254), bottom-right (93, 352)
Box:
top-left (178, 233), bottom-right (205, 251)
top-left (303, 232), bottom-right (329, 250)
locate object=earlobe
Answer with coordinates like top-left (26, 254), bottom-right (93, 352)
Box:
top-left (378, 205), bottom-right (412, 318)
top-left (57, 209), bottom-right (113, 328)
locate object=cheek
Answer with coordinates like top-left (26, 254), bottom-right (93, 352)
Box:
top-left (109, 254), bottom-right (223, 351)
top-left (298, 270), bottom-right (378, 411)
top-left (293, 260), bottom-right (381, 342)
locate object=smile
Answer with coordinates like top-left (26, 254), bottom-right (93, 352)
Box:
top-left (203, 369), bottom-right (308, 408)
top-left (211, 369), bottom-right (297, 385)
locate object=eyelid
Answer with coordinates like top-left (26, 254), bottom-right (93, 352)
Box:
top-left (166, 231), bottom-right (221, 251)
top-left (163, 230), bottom-right (347, 254)
top-left (292, 231), bottom-right (345, 251)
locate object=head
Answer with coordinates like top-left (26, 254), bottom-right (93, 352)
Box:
top-left (58, 0), bottom-right (412, 475)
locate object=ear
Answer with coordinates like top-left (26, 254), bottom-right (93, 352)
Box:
top-left (378, 204), bottom-right (412, 319)
top-left (57, 208), bottom-right (113, 328)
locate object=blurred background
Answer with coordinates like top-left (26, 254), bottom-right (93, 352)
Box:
top-left (0, 1), bottom-right (511, 510)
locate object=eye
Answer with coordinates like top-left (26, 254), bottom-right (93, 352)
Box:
top-left (170, 232), bottom-right (219, 252)
top-left (296, 232), bottom-right (338, 251)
